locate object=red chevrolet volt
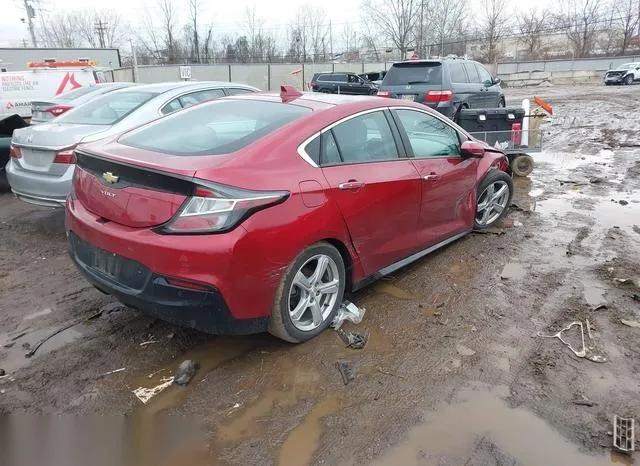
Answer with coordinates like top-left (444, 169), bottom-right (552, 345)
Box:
top-left (66, 87), bottom-right (512, 342)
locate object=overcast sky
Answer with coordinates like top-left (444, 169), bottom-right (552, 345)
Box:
top-left (1, 0), bottom-right (547, 48)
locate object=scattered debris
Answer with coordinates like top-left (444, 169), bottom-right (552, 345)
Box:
top-left (133, 377), bottom-right (174, 404)
top-left (620, 319), bottom-right (640, 329)
top-left (100, 302), bottom-right (127, 315)
top-left (174, 360), bottom-right (199, 386)
top-left (24, 310), bottom-right (102, 358)
top-left (336, 329), bottom-right (368, 349)
top-left (97, 367), bottom-right (125, 379)
top-left (524, 233), bottom-right (534, 239)
top-left (139, 340), bottom-right (159, 347)
top-left (633, 225), bottom-right (640, 235)
top-left (3, 342), bottom-right (15, 349)
top-left (167, 332), bottom-right (175, 340)
top-left (619, 200), bottom-right (629, 206)
top-left (456, 344), bottom-right (476, 357)
top-left (331, 300), bottom-right (366, 330)
top-left (10, 332), bottom-right (27, 342)
top-left (538, 321), bottom-right (607, 362)
top-left (614, 278), bottom-right (635, 286)
top-left (556, 179), bottom-right (586, 186)
top-left (336, 360), bottom-right (356, 385)
top-left (473, 228), bottom-right (505, 236)
top-left (589, 177), bottom-right (603, 184)
top-left (500, 263), bottom-right (526, 280)
top-left (613, 416), bottom-right (635, 454)
top-left (513, 220), bottom-right (523, 227)
top-left (0, 369), bottom-right (5, 377)
top-left (572, 398), bottom-right (597, 407)
top-left (593, 304), bottom-right (608, 311)
top-left (633, 294), bottom-right (640, 302)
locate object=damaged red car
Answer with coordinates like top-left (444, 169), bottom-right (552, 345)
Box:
top-left (66, 87), bottom-right (512, 342)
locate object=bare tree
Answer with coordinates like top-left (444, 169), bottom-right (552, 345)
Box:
top-left (38, 12), bottom-right (86, 47)
top-left (288, 5), bottom-right (327, 62)
top-left (244, 5), bottom-right (263, 60)
top-left (428, 0), bottom-right (468, 56)
top-left (480, 0), bottom-right (510, 63)
top-left (517, 8), bottom-right (550, 60)
top-left (361, 20), bottom-right (381, 61)
top-left (362, 0), bottom-right (420, 58)
top-left (556, 0), bottom-right (602, 58)
top-left (158, 0), bottom-right (179, 62)
top-left (342, 23), bottom-right (358, 55)
top-left (613, 0), bottom-right (640, 55)
top-left (188, 0), bottom-right (202, 63)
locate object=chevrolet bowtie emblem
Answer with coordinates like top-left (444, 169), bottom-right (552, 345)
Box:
top-left (102, 172), bottom-right (119, 184)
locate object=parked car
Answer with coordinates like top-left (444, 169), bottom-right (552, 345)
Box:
top-left (30, 82), bottom-right (136, 124)
top-left (7, 81), bottom-right (259, 207)
top-left (604, 63), bottom-right (640, 85)
top-left (376, 58), bottom-right (505, 121)
top-left (66, 87), bottom-right (513, 343)
top-left (309, 72), bottom-right (378, 95)
top-left (359, 70), bottom-right (387, 86)
top-left (0, 114), bottom-right (29, 190)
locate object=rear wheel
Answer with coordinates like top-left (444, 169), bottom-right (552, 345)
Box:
top-left (498, 97), bottom-right (506, 107)
top-left (268, 242), bottom-right (345, 343)
top-left (475, 171), bottom-right (513, 230)
top-left (510, 154), bottom-right (534, 177)
top-left (625, 74), bottom-right (634, 85)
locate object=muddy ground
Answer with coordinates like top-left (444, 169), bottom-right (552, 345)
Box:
top-left (1, 85), bottom-right (640, 466)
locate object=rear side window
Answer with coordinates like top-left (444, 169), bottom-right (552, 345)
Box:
top-left (55, 91), bottom-right (157, 125)
top-left (179, 89), bottom-right (225, 107)
top-left (120, 100), bottom-right (311, 156)
top-left (317, 74), bottom-right (331, 82)
top-left (333, 74), bottom-right (348, 82)
top-left (449, 62), bottom-right (468, 83)
top-left (227, 88), bottom-right (255, 95)
top-left (464, 63), bottom-right (481, 83)
top-left (383, 63), bottom-right (442, 86)
top-left (161, 98), bottom-right (183, 115)
top-left (56, 86), bottom-right (99, 101)
top-left (329, 111), bottom-right (398, 164)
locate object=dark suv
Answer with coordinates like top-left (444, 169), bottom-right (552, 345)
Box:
top-left (309, 72), bottom-right (378, 95)
top-left (377, 58), bottom-right (505, 120)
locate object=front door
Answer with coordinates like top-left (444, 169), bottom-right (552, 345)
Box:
top-left (391, 109), bottom-right (478, 246)
top-left (476, 63), bottom-right (501, 107)
top-left (320, 110), bottom-right (422, 275)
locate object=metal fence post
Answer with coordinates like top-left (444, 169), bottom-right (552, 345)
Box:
top-left (228, 64), bottom-right (232, 82)
top-left (267, 63), bottom-right (271, 91)
top-left (302, 63), bottom-right (305, 91)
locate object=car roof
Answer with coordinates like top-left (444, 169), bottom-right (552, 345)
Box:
top-left (112, 81), bottom-right (258, 94)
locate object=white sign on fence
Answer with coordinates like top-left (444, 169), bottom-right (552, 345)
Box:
top-left (179, 66), bottom-right (192, 80)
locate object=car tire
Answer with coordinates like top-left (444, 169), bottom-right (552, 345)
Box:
top-left (625, 75), bottom-right (634, 85)
top-left (474, 170), bottom-right (513, 230)
top-left (498, 97), bottom-right (506, 107)
top-left (268, 242), bottom-right (346, 343)
top-left (510, 154), bottom-right (534, 177)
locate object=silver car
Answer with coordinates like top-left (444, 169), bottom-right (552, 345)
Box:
top-left (30, 82), bottom-right (136, 124)
top-left (7, 81), bottom-right (259, 207)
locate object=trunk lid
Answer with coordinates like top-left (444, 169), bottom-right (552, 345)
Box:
top-left (12, 123), bottom-right (110, 174)
top-left (73, 141), bottom-right (230, 228)
top-left (379, 61), bottom-right (443, 108)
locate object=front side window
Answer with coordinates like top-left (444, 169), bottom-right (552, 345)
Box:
top-left (348, 74), bottom-right (360, 83)
top-left (328, 111), bottom-right (398, 164)
top-left (120, 99), bottom-right (310, 156)
top-left (55, 91), bottom-right (157, 125)
top-left (395, 109), bottom-right (461, 157)
top-left (476, 63), bottom-right (493, 85)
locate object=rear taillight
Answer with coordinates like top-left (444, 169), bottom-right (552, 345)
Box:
top-left (424, 90), bottom-right (453, 103)
top-left (309, 82), bottom-right (317, 89)
top-left (9, 144), bottom-right (22, 159)
top-left (377, 90), bottom-right (392, 97)
top-left (160, 183), bottom-right (289, 234)
top-left (46, 105), bottom-right (72, 117)
top-left (53, 147), bottom-right (77, 164)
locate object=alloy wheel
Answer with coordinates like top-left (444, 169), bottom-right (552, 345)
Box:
top-left (287, 254), bottom-right (341, 332)
top-left (476, 180), bottom-right (510, 226)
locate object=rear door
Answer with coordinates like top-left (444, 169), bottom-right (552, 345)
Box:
top-left (475, 63), bottom-right (500, 107)
top-left (463, 62), bottom-right (485, 108)
top-left (448, 61), bottom-right (475, 108)
top-left (319, 110), bottom-right (422, 274)
top-left (391, 108), bottom-right (478, 244)
top-left (379, 62), bottom-right (443, 108)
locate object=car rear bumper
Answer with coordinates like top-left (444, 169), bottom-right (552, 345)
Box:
top-left (6, 160), bottom-right (72, 207)
top-left (68, 232), bottom-right (268, 335)
top-left (66, 198), bottom-right (272, 334)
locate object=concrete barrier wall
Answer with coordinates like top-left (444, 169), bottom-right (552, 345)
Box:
top-left (110, 56), bottom-right (636, 89)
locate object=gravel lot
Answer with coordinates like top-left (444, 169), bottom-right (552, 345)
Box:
top-left (1, 85), bottom-right (639, 465)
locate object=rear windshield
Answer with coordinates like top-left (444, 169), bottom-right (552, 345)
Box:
top-left (120, 99), bottom-right (311, 156)
top-left (56, 91), bottom-right (157, 125)
top-left (56, 86), bottom-right (101, 101)
top-left (383, 63), bottom-right (442, 86)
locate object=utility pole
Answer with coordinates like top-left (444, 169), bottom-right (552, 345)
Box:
top-left (419, 0), bottom-right (424, 58)
top-left (22, 0), bottom-right (37, 47)
top-left (130, 38), bottom-right (139, 83)
top-left (95, 19), bottom-right (107, 48)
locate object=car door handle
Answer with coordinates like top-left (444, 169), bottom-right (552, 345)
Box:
top-left (423, 174), bottom-right (440, 181)
top-left (338, 181), bottom-right (365, 190)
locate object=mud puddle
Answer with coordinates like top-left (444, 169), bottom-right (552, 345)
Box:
top-left (373, 384), bottom-right (621, 466)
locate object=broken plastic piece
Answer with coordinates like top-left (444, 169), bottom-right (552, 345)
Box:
top-left (331, 300), bottom-right (366, 330)
top-left (337, 329), bottom-right (368, 349)
top-left (538, 321), bottom-right (586, 357)
top-left (336, 360), bottom-right (356, 385)
top-left (133, 376), bottom-right (174, 404)
top-left (613, 415), bottom-right (635, 454)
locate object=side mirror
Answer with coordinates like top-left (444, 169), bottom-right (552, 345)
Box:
top-left (493, 76), bottom-right (501, 85)
top-left (461, 140), bottom-right (485, 158)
